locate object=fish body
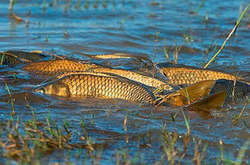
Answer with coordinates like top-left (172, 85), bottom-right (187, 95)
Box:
top-left (34, 72), bottom-right (155, 104)
top-left (23, 59), bottom-right (101, 77)
top-left (0, 50), bottom-right (47, 66)
top-left (210, 79), bottom-right (249, 104)
top-left (92, 68), bottom-right (173, 90)
top-left (22, 59), bottom-right (173, 90)
top-left (157, 62), bottom-right (240, 85)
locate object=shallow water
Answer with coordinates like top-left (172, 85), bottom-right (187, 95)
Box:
top-left (0, 0), bottom-right (249, 164)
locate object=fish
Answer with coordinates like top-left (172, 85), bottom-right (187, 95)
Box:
top-left (92, 67), bottom-right (173, 90)
top-left (157, 62), bottom-right (242, 85)
top-left (159, 80), bottom-right (216, 106)
top-left (186, 90), bottom-right (226, 112)
top-left (0, 50), bottom-right (47, 66)
top-left (159, 79), bottom-right (249, 107)
top-left (210, 79), bottom-right (250, 104)
top-left (34, 72), bottom-right (155, 104)
top-left (22, 59), bottom-right (173, 90)
top-left (23, 59), bottom-right (102, 77)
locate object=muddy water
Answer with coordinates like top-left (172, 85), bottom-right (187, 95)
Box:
top-left (0, 0), bottom-right (249, 164)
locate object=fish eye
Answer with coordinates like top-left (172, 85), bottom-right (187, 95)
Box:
top-left (36, 87), bottom-right (46, 94)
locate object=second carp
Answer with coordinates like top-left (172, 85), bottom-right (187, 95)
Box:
top-left (157, 62), bottom-right (242, 85)
top-left (23, 59), bottom-right (173, 90)
top-left (23, 59), bottom-right (102, 77)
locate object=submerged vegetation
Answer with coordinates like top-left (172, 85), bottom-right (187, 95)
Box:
top-left (0, 0), bottom-right (249, 164)
top-left (204, 4), bottom-right (250, 69)
top-left (0, 106), bottom-right (249, 164)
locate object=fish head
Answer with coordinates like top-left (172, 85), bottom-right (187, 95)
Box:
top-left (34, 82), bottom-right (70, 97)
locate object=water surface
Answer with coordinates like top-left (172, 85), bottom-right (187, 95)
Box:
top-left (0, 0), bottom-right (249, 164)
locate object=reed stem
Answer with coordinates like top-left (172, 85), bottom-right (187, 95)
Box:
top-left (204, 4), bottom-right (249, 68)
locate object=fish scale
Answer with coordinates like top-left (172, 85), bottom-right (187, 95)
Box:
top-left (35, 73), bottom-right (155, 104)
top-left (159, 67), bottom-right (239, 85)
top-left (92, 67), bottom-right (173, 90)
top-left (23, 59), bottom-right (101, 77)
top-left (23, 59), bottom-right (173, 90)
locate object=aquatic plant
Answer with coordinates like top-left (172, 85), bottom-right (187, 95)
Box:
top-left (204, 4), bottom-right (249, 68)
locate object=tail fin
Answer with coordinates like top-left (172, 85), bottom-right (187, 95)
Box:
top-left (186, 90), bottom-right (226, 112)
top-left (163, 80), bottom-right (216, 106)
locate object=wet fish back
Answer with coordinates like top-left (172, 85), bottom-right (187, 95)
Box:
top-left (92, 67), bottom-right (173, 90)
top-left (158, 65), bottom-right (238, 85)
top-left (23, 59), bottom-right (101, 76)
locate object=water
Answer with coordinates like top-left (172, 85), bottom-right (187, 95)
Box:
top-left (0, 0), bottom-right (249, 164)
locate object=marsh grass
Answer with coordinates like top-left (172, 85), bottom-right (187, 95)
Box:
top-left (189, 0), bottom-right (206, 15)
top-left (0, 108), bottom-right (249, 164)
top-left (173, 45), bottom-right (181, 64)
top-left (163, 40), bottom-right (170, 61)
top-left (163, 41), bottom-right (181, 64)
top-left (5, 83), bottom-right (15, 116)
top-left (8, 0), bottom-right (15, 11)
top-left (2, 1), bottom-right (249, 164)
top-left (235, 140), bottom-right (249, 165)
top-left (160, 124), bottom-right (178, 165)
top-left (192, 139), bottom-right (207, 165)
top-left (0, 53), bottom-right (5, 65)
top-left (232, 103), bottom-right (247, 126)
top-left (74, 0), bottom-right (81, 9)
top-left (8, 0), bottom-right (31, 27)
top-left (0, 112), bottom-right (106, 164)
top-left (181, 110), bottom-right (190, 135)
top-left (204, 4), bottom-right (249, 68)
top-left (160, 123), bottom-right (210, 165)
top-left (84, 0), bottom-right (90, 9)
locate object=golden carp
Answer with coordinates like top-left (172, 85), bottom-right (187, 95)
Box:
top-left (157, 62), bottom-right (240, 85)
top-left (23, 59), bottom-right (102, 77)
top-left (159, 79), bottom-right (249, 107)
top-left (92, 67), bottom-right (173, 90)
top-left (34, 72), bottom-right (155, 104)
top-left (22, 59), bottom-right (172, 90)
